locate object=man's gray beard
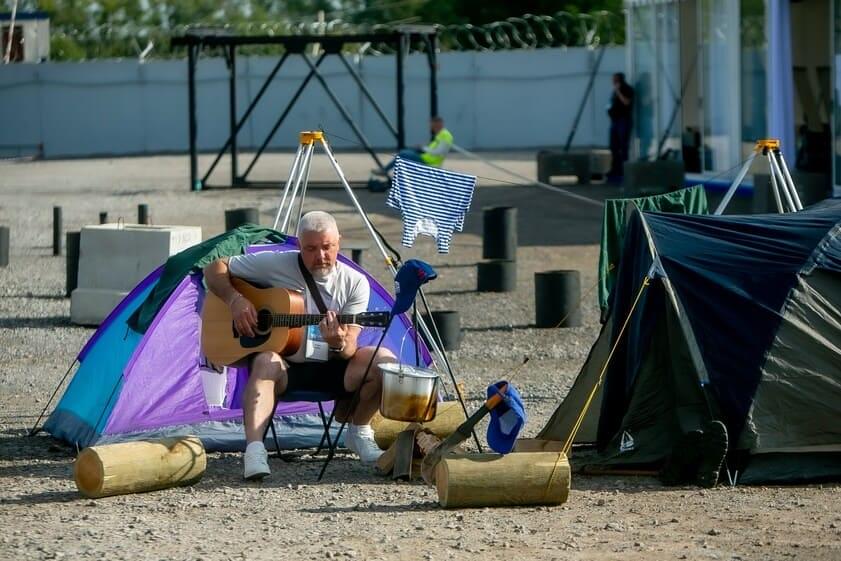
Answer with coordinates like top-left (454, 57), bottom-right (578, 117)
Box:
top-left (311, 266), bottom-right (332, 279)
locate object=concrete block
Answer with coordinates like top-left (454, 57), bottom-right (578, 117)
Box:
top-left (537, 150), bottom-right (591, 185)
top-left (622, 160), bottom-right (685, 197)
top-left (71, 224), bottom-right (201, 325)
top-left (71, 288), bottom-right (130, 326)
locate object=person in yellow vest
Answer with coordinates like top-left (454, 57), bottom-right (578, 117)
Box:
top-left (378, 116), bottom-right (453, 174)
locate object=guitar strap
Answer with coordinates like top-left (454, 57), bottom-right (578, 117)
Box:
top-left (298, 253), bottom-right (331, 361)
top-left (297, 253), bottom-right (328, 314)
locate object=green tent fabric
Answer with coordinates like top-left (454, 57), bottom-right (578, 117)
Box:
top-left (127, 224), bottom-right (286, 333)
top-left (598, 186), bottom-right (708, 313)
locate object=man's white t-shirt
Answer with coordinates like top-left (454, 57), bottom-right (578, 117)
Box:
top-left (227, 250), bottom-right (370, 363)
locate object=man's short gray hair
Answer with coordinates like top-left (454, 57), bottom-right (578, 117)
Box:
top-left (299, 211), bottom-right (339, 235)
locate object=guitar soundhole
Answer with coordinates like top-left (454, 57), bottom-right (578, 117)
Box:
top-left (255, 308), bottom-right (273, 336)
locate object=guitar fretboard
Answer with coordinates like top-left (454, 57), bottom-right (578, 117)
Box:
top-left (271, 314), bottom-right (356, 327)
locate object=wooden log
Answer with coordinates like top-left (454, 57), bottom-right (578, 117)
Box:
top-left (74, 436), bottom-right (206, 499)
top-left (435, 451), bottom-right (570, 509)
top-left (371, 401), bottom-right (466, 449)
top-left (416, 430), bottom-right (442, 456)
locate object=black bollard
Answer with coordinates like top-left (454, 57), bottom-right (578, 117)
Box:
top-left (99, 212), bottom-right (108, 224)
top-left (535, 270), bottom-right (582, 328)
top-left (482, 206), bottom-right (517, 261)
top-left (225, 207), bottom-right (259, 231)
top-left (53, 206), bottom-right (62, 256)
top-left (351, 248), bottom-right (364, 266)
top-left (138, 204), bottom-right (149, 225)
top-left (0, 226), bottom-right (9, 267)
top-left (477, 259), bottom-right (517, 292)
top-left (66, 231), bottom-right (81, 297)
top-left (421, 310), bottom-right (462, 351)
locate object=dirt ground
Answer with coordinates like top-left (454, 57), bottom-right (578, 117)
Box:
top-left (0, 152), bottom-right (839, 561)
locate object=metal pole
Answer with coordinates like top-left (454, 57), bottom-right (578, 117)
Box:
top-left (302, 55), bottom-right (385, 170)
top-left (337, 54), bottom-right (398, 138)
top-left (655, 45), bottom-right (701, 159)
top-left (427, 34), bottom-right (439, 118)
top-left (228, 45), bottom-right (239, 185)
top-left (188, 44), bottom-right (199, 192)
top-left (564, 46), bottom-right (606, 152)
top-left (320, 139), bottom-right (393, 262)
top-left (319, 138), bottom-right (462, 398)
top-left (416, 287), bottom-right (483, 452)
top-left (768, 150), bottom-right (795, 212)
top-left (294, 144), bottom-right (316, 235)
top-left (396, 34), bottom-right (406, 149)
top-left (242, 52), bottom-right (327, 181)
top-left (767, 156), bottom-right (785, 213)
top-left (775, 150), bottom-right (803, 210)
top-left (713, 151), bottom-right (757, 215)
top-left (280, 142), bottom-right (315, 233)
top-left (273, 143), bottom-right (306, 230)
top-left (202, 53), bottom-right (289, 185)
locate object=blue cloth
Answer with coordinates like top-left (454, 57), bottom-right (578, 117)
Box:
top-left (384, 149), bottom-right (425, 172)
top-left (486, 381), bottom-right (527, 454)
top-left (387, 157), bottom-right (477, 253)
top-left (392, 259), bottom-right (437, 316)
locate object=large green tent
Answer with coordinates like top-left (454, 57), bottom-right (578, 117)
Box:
top-left (539, 200), bottom-right (841, 484)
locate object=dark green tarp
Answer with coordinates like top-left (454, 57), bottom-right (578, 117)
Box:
top-left (598, 186), bottom-right (708, 313)
top-left (127, 224), bottom-right (285, 333)
top-left (541, 199), bottom-right (841, 484)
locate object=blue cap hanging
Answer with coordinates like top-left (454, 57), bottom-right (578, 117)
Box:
top-left (391, 259), bottom-right (437, 316)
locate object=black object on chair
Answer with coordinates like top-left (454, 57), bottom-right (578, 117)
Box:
top-left (264, 390), bottom-right (339, 460)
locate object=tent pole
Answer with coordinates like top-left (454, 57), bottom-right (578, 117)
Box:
top-left (29, 359), bottom-right (78, 436)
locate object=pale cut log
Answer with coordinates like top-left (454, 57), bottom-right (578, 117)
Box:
top-left (435, 451), bottom-right (570, 508)
top-left (74, 436), bottom-right (207, 499)
top-left (371, 401), bottom-right (466, 449)
top-left (415, 430), bottom-right (442, 456)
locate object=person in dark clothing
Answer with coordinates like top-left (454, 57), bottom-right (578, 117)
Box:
top-left (608, 72), bottom-right (634, 181)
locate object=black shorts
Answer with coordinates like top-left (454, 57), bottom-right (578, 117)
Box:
top-left (283, 359), bottom-right (352, 397)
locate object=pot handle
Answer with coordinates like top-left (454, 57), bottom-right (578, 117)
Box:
top-left (397, 325), bottom-right (419, 371)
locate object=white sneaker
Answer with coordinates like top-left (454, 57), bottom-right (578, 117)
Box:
top-left (345, 424), bottom-right (383, 464)
top-left (243, 441), bottom-right (271, 480)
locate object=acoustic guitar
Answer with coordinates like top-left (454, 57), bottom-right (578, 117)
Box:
top-left (201, 278), bottom-right (391, 366)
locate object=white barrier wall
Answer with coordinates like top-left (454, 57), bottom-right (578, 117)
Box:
top-left (0, 47), bottom-right (623, 158)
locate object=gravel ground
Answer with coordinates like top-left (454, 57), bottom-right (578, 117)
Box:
top-left (1, 153), bottom-right (839, 561)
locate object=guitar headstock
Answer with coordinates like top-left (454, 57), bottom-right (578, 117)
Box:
top-left (357, 311), bottom-right (391, 327)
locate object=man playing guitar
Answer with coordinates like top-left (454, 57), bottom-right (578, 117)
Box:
top-left (204, 211), bottom-right (393, 480)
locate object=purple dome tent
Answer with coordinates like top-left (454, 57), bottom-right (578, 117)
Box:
top-left (44, 239), bottom-right (432, 451)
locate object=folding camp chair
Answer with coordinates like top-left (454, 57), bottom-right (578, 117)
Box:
top-left (264, 390), bottom-right (339, 460)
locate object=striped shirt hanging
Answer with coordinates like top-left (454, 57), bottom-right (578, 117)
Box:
top-left (387, 157), bottom-right (477, 253)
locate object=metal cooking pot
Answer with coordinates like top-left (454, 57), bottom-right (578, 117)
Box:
top-left (379, 362), bottom-right (439, 422)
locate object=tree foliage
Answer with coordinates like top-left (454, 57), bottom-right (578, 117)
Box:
top-left (2, 0), bottom-right (624, 60)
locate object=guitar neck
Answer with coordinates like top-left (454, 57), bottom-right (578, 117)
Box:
top-left (271, 314), bottom-right (355, 327)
